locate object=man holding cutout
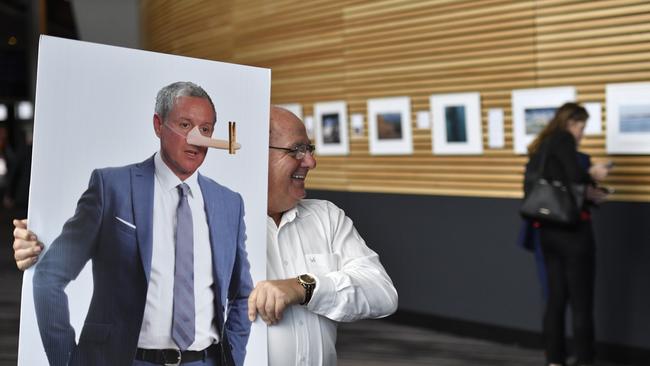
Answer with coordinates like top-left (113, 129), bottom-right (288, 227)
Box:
top-left (14, 106), bottom-right (397, 366)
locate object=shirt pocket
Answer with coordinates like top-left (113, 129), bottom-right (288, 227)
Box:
top-left (304, 253), bottom-right (340, 276)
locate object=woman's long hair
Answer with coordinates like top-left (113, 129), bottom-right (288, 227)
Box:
top-left (527, 102), bottom-right (589, 155)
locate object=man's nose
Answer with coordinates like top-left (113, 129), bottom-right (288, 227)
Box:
top-left (301, 151), bottom-right (316, 169)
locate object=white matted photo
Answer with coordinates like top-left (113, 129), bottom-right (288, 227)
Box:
top-left (606, 82), bottom-right (650, 154)
top-left (314, 101), bottom-right (349, 155)
top-left (350, 113), bottom-right (365, 138)
top-left (367, 96), bottom-right (413, 155)
top-left (303, 115), bottom-right (315, 140)
top-left (511, 86), bottom-right (576, 155)
top-left (430, 92), bottom-right (482, 155)
top-left (487, 108), bottom-right (505, 148)
top-left (20, 36), bottom-right (269, 366)
top-left (584, 102), bottom-right (602, 135)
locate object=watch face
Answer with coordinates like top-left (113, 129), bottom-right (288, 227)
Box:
top-left (299, 274), bottom-right (316, 285)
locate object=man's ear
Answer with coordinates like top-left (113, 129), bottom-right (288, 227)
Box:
top-left (153, 114), bottom-right (163, 138)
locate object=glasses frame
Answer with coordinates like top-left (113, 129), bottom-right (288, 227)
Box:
top-left (269, 144), bottom-right (316, 160)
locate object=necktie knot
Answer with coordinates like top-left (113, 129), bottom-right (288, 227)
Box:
top-left (178, 183), bottom-right (190, 198)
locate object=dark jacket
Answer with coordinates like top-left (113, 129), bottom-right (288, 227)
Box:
top-left (524, 130), bottom-right (592, 200)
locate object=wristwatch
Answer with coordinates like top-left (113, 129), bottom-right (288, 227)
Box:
top-left (297, 274), bottom-right (316, 305)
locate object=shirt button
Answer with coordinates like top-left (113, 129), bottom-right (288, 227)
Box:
top-left (299, 320), bottom-right (304, 326)
top-left (283, 260), bottom-right (288, 266)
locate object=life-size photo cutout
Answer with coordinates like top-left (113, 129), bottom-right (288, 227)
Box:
top-left (19, 36), bottom-right (270, 366)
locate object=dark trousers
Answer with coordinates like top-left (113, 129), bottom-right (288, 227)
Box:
top-left (540, 220), bottom-right (596, 365)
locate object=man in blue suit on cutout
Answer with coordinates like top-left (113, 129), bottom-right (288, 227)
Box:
top-left (31, 81), bottom-right (253, 366)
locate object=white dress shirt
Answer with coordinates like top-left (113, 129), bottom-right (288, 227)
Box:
top-left (137, 152), bottom-right (218, 350)
top-left (266, 199), bottom-right (398, 366)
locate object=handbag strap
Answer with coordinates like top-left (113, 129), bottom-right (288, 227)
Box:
top-left (534, 136), bottom-right (582, 207)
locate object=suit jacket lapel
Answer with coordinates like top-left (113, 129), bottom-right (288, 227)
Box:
top-left (199, 175), bottom-right (226, 310)
top-left (132, 156), bottom-right (155, 283)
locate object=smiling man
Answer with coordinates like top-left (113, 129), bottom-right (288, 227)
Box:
top-left (248, 106), bottom-right (398, 366)
top-left (28, 81), bottom-right (252, 366)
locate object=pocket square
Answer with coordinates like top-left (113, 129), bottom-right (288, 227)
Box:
top-left (115, 216), bottom-right (136, 229)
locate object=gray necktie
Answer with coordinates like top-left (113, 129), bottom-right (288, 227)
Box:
top-left (172, 183), bottom-right (195, 351)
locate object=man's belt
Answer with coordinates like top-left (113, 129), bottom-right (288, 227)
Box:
top-left (135, 343), bottom-right (220, 366)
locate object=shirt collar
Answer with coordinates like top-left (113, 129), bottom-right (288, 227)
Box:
top-left (281, 206), bottom-right (299, 225)
top-left (154, 151), bottom-right (200, 197)
top-left (277, 201), bottom-right (313, 228)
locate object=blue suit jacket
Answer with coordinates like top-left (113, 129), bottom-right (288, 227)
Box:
top-left (33, 156), bottom-right (253, 366)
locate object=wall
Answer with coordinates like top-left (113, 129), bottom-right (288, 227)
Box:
top-left (312, 189), bottom-right (650, 355)
top-left (142, 0), bottom-right (650, 201)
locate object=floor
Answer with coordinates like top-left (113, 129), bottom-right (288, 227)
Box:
top-left (337, 319), bottom-right (545, 366)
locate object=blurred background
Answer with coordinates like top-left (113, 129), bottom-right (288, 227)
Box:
top-left (1, 1), bottom-right (649, 365)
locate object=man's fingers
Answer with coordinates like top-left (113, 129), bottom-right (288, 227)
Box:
top-left (264, 300), bottom-right (276, 324)
top-left (255, 285), bottom-right (270, 324)
top-left (13, 228), bottom-right (37, 242)
top-left (248, 279), bottom-right (296, 325)
top-left (14, 244), bottom-right (41, 261)
top-left (13, 219), bottom-right (27, 229)
top-left (16, 256), bottom-right (38, 271)
top-left (275, 297), bottom-right (286, 322)
top-left (247, 288), bottom-right (258, 322)
top-left (13, 237), bottom-right (42, 251)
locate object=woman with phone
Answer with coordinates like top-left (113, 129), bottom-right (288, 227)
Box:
top-left (524, 102), bottom-right (611, 366)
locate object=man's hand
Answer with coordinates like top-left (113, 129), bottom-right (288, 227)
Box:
top-left (13, 219), bottom-right (43, 271)
top-left (247, 278), bottom-right (306, 325)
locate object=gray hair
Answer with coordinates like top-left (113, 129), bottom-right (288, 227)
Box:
top-left (155, 81), bottom-right (216, 123)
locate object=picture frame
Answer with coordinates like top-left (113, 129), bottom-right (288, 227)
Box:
top-left (606, 82), bottom-right (650, 154)
top-left (584, 102), bottom-right (602, 135)
top-left (511, 86), bottom-right (576, 155)
top-left (350, 113), bottom-right (365, 139)
top-left (430, 92), bottom-right (482, 155)
top-left (314, 101), bottom-right (349, 155)
top-left (367, 96), bottom-right (413, 155)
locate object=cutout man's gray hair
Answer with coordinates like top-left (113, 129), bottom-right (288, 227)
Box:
top-left (155, 81), bottom-right (216, 123)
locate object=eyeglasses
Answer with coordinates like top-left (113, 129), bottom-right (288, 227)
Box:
top-left (269, 144), bottom-right (316, 160)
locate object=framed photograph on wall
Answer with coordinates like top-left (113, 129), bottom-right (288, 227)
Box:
top-left (314, 101), bottom-right (349, 155)
top-left (430, 92), bottom-right (482, 155)
top-left (606, 82), bottom-right (650, 154)
top-left (367, 96), bottom-right (413, 155)
top-left (511, 86), bottom-right (576, 155)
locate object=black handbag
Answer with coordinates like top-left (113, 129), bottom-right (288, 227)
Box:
top-left (520, 146), bottom-right (585, 225)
